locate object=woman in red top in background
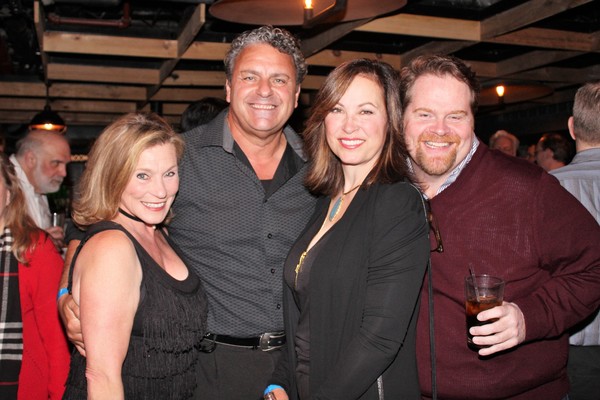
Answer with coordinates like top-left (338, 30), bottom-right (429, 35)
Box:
top-left (0, 153), bottom-right (70, 399)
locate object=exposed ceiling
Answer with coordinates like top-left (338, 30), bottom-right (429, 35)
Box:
top-left (0, 0), bottom-right (599, 146)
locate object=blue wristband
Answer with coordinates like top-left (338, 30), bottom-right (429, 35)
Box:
top-left (264, 385), bottom-right (284, 395)
top-left (57, 287), bottom-right (69, 302)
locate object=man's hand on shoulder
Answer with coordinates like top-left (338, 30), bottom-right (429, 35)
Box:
top-left (58, 292), bottom-right (85, 356)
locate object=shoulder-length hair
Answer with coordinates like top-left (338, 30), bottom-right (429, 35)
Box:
top-left (72, 112), bottom-right (184, 228)
top-left (0, 153), bottom-right (41, 264)
top-left (303, 58), bottom-right (409, 196)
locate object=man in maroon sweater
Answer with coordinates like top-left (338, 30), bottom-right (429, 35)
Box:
top-left (400, 55), bottom-right (600, 399)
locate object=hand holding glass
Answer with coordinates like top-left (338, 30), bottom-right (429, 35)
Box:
top-left (52, 212), bottom-right (65, 228)
top-left (465, 274), bottom-right (505, 350)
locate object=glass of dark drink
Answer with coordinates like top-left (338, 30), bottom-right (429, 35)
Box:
top-left (465, 274), bottom-right (505, 350)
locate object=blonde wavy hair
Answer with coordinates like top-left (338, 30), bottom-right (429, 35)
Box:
top-left (72, 112), bottom-right (184, 228)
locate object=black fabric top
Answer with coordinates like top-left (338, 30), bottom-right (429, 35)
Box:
top-left (169, 110), bottom-right (317, 336)
top-left (271, 182), bottom-right (430, 400)
top-left (284, 227), bottom-right (331, 399)
top-left (63, 221), bottom-right (208, 399)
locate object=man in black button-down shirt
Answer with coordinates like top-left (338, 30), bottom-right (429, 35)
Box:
top-left (169, 26), bottom-right (316, 400)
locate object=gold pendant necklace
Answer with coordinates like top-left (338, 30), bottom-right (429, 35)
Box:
top-left (294, 250), bottom-right (308, 288)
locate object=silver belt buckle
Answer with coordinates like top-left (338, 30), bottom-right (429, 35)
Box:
top-left (259, 331), bottom-right (284, 351)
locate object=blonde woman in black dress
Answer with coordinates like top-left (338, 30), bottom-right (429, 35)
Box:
top-left (62, 113), bottom-right (207, 399)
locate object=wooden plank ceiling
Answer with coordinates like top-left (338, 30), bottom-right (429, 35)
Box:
top-left (0, 0), bottom-right (598, 131)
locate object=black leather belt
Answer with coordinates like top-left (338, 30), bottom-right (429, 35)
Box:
top-left (203, 331), bottom-right (286, 352)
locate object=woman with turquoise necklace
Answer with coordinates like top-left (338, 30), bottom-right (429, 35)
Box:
top-left (264, 59), bottom-right (430, 400)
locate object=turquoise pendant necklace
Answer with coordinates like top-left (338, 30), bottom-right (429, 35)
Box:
top-left (328, 184), bottom-right (361, 222)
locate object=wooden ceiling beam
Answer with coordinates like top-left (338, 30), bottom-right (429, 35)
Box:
top-left (480, 0), bottom-right (592, 39)
top-left (181, 42), bottom-right (230, 60)
top-left (307, 49), bottom-right (401, 69)
top-left (51, 99), bottom-right (138, 114)
top-left (0, 98), bottom-right (47, 111)
top-left (0, 110), bottom-right (37, 123)
top-left (590, 30), bottom-right (600, 51)
top-left (508, 65), bottom-right (600, 83)
top-left (43, 31), bottom-right (178, 58)
top-left (147, 4), bottom-right (207, 103)
top-left (33, 1), bottom-right (49, 82)
top-left (400, 40), bottom-right (476, 66)
top-left (47, 63), bottom-right (160, 85)
top-left (50, 83), bottom-right (147, 101)
top-left (0, 81), bottom-right (147, 101)
top-left (163, 70), bottom-right (226, 87)
top-left (0, 97), bottom-right (137, 114)
top-left (495, 50), bottom-right (584, 76)
top-left (464, 61), bottom-right (497, 78)
top-left (0, 81), bottom-right (46, 97)
top-left (356, 14), bottom-right (480, 41)
top-left (177, 4), bottom-right (206, 58)
top-left (301, 75), bottom-right (327, 91)
top-left (57, 111), bottom-right (132, 125)
top-left (488, 28), bottom-right (597, 52)
top-left (301, 18), bottom-right (372, 58)
top-left (150, 87), bottom-right (226, 102)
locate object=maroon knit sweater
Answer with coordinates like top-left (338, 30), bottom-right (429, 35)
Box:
top-left (417, 144), bottom-right (600, 400)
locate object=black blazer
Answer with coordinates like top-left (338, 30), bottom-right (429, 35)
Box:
top-left (271, 181), bottom-right (430, 400)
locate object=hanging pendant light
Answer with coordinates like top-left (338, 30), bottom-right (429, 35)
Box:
top-left (209, 0), bottom-right (406, 27)
top-left (29, 84), bottom-right (67, 134)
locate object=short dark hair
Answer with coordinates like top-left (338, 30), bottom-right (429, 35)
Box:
top-left (180, 97), bottom-right (228, 132)
top-left (400, 54), bottom-right (480, 116)
top-left (538, 133), bottom-right (573, 164)
top-left (224, 25), bottom-right (307, 86)
top-left (303, 58), bottom-right (409, 196)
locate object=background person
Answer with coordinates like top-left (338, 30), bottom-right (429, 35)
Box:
top-left (9, 130), bottom-right (70, 247)
top-left (399, 55), bottom-right (600, 399)
top-left (488, 129), bottom-right (519, 156)
top-left (523, 143), bottom-right (536, 164)
top-left (535, 132), bottom-right (574, 171)
top-left (265, 59), bottom-right (429, 400)
top-left (0, 153), bottom-right (69, 399)
top-left (551, 80), bottom-right (600, 400)
top-left (179, 96), bottom-right (228, 132)
top-left (62, 112), bottom-right (207, 399)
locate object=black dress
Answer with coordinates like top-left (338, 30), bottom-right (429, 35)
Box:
top-left (63, 221), bottom-right (208, 400)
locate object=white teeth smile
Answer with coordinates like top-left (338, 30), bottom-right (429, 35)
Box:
top-left (425, 141), bottom-right (451, 148)
top-left (341, 139), bottom-right (364, 146)
top-left (252, 104), bottom-right (275, 110)
top-left (142, 202), bottom-right (165, 209)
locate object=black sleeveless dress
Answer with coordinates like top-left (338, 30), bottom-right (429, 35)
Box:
top-left (63, 221), bottom-right (208, 400)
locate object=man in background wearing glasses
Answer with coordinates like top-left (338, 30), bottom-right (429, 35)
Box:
top-left (400, 55), bottom-right (600, 400)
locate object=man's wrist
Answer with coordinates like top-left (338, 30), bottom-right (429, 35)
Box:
top-left (57, 287), bottom-right (69, 302)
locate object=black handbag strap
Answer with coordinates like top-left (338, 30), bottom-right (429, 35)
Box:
top-left (428, 258), bottom-right (437, 400)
